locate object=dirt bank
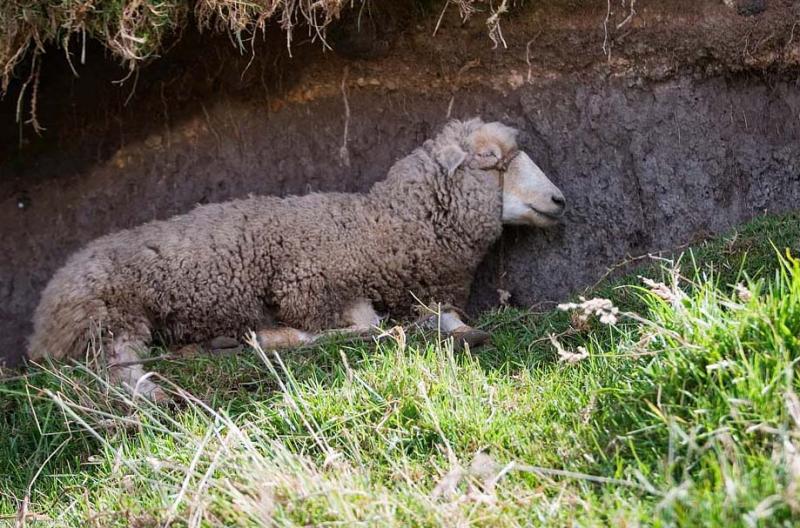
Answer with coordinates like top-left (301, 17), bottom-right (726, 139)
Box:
top-left (1, 0), bottom-right (799, 364)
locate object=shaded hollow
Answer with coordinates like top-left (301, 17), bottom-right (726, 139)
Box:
top-left (2, 0), bottom-right (800, 364)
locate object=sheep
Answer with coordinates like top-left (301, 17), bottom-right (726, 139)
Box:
top-left (27, 117), bottom-right (566, 400)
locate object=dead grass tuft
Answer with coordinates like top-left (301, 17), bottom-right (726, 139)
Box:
top-left (1, 1), bottom-right (514, 118)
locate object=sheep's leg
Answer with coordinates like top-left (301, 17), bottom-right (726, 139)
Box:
top-left (257, 299), bottom-right (382, 350)
top-left (315, 298), bottom-right (384, 338)
top-left (421, 308), bottom-right (491, 351)
top-left (339, 298), bottom-right (383, 332)
top-left (108, 336), bottom-right (168, 403)
top-left (255, 327), bottom-right (317, 350)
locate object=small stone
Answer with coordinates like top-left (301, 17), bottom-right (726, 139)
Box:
top-left (736, 0), bottom-right (766, 16)
top-left (507, 70), bottom-right (525, 90)
top-left (144, 134), bottom-right (163, 148)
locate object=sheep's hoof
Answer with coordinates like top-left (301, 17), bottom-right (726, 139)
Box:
top-left (132, 381), bottom-right (173, 406)
top-left (451, 327), bottom-right (492, 351)
top-left (175, 343), bottom-right (206, 357)
top-left (150, 387), bottom-right (173, 405)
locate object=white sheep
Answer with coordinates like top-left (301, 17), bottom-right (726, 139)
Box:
top-left (28, 117), bottom-right (566, 400)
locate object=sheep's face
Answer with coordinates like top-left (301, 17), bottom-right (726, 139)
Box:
top-left (467, 122), bottom-right (566, 227)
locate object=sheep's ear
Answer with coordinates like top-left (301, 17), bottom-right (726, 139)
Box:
top-left (435, 144), bottom-right (467, 176)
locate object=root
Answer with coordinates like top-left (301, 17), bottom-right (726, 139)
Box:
top-left (433, 0), bottom-right (450, 37)
top-left (602, 0), bottom-right (638, 60)
top-left (445, 58), bottom-right (480, 118)
top-left (123, 68), bottom-right (140, 107)
top-left (25, 58), bottom-right (44, 134)
top-left (602, 0), bottom-right (612, 61)
top-left (787, 21), bottom-right (798, 48)
top-left (616, 0), bottom-right (637, 31)
top-left (338, 66), bottom-right (351, 168)
top-left (486, 0), bottom-right (510, 49)
top-left (15, 53), bottom-right (44, 138)
top-left (525, 30), bottom-right (543, 84)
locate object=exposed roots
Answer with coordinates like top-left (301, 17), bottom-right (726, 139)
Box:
top-left (1, 0), bottom-right (353, 97)
top-left (486, 0), bottom-right (510, 49)
top-left (2, 1), bottom-right (514, 96)
top-left (1, 1), bottom-right (516, 130)
top-left (14, 53), bottom-right (44, 135)
top-left (338, 66), bottom-right (351, 168)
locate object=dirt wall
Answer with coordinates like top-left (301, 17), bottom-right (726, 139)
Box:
top-left (2, 0), bottom-right (799, 364)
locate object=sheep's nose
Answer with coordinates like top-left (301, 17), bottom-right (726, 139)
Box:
top-left (551, 194), bottom-right (566, 213)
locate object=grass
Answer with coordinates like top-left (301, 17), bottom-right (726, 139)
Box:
top-left (1, 211), bottom-right (800, 526)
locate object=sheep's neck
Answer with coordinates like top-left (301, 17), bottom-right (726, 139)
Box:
top-left (368, 152), bottom-right (503, 259)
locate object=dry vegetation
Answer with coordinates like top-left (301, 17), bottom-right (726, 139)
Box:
top-left (0, 0), bottom-right (517, 130)
top-left (0, 1), bottom-right (514, 95)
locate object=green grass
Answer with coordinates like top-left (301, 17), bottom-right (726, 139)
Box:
top-left (2, 211), bottom-right (800, 527)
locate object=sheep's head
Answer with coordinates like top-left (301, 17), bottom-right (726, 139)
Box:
top-left (434, 119), bottom-right (566, 227)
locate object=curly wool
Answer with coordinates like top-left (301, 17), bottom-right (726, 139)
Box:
top-left (28, 118), bottom-right (504, 360)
